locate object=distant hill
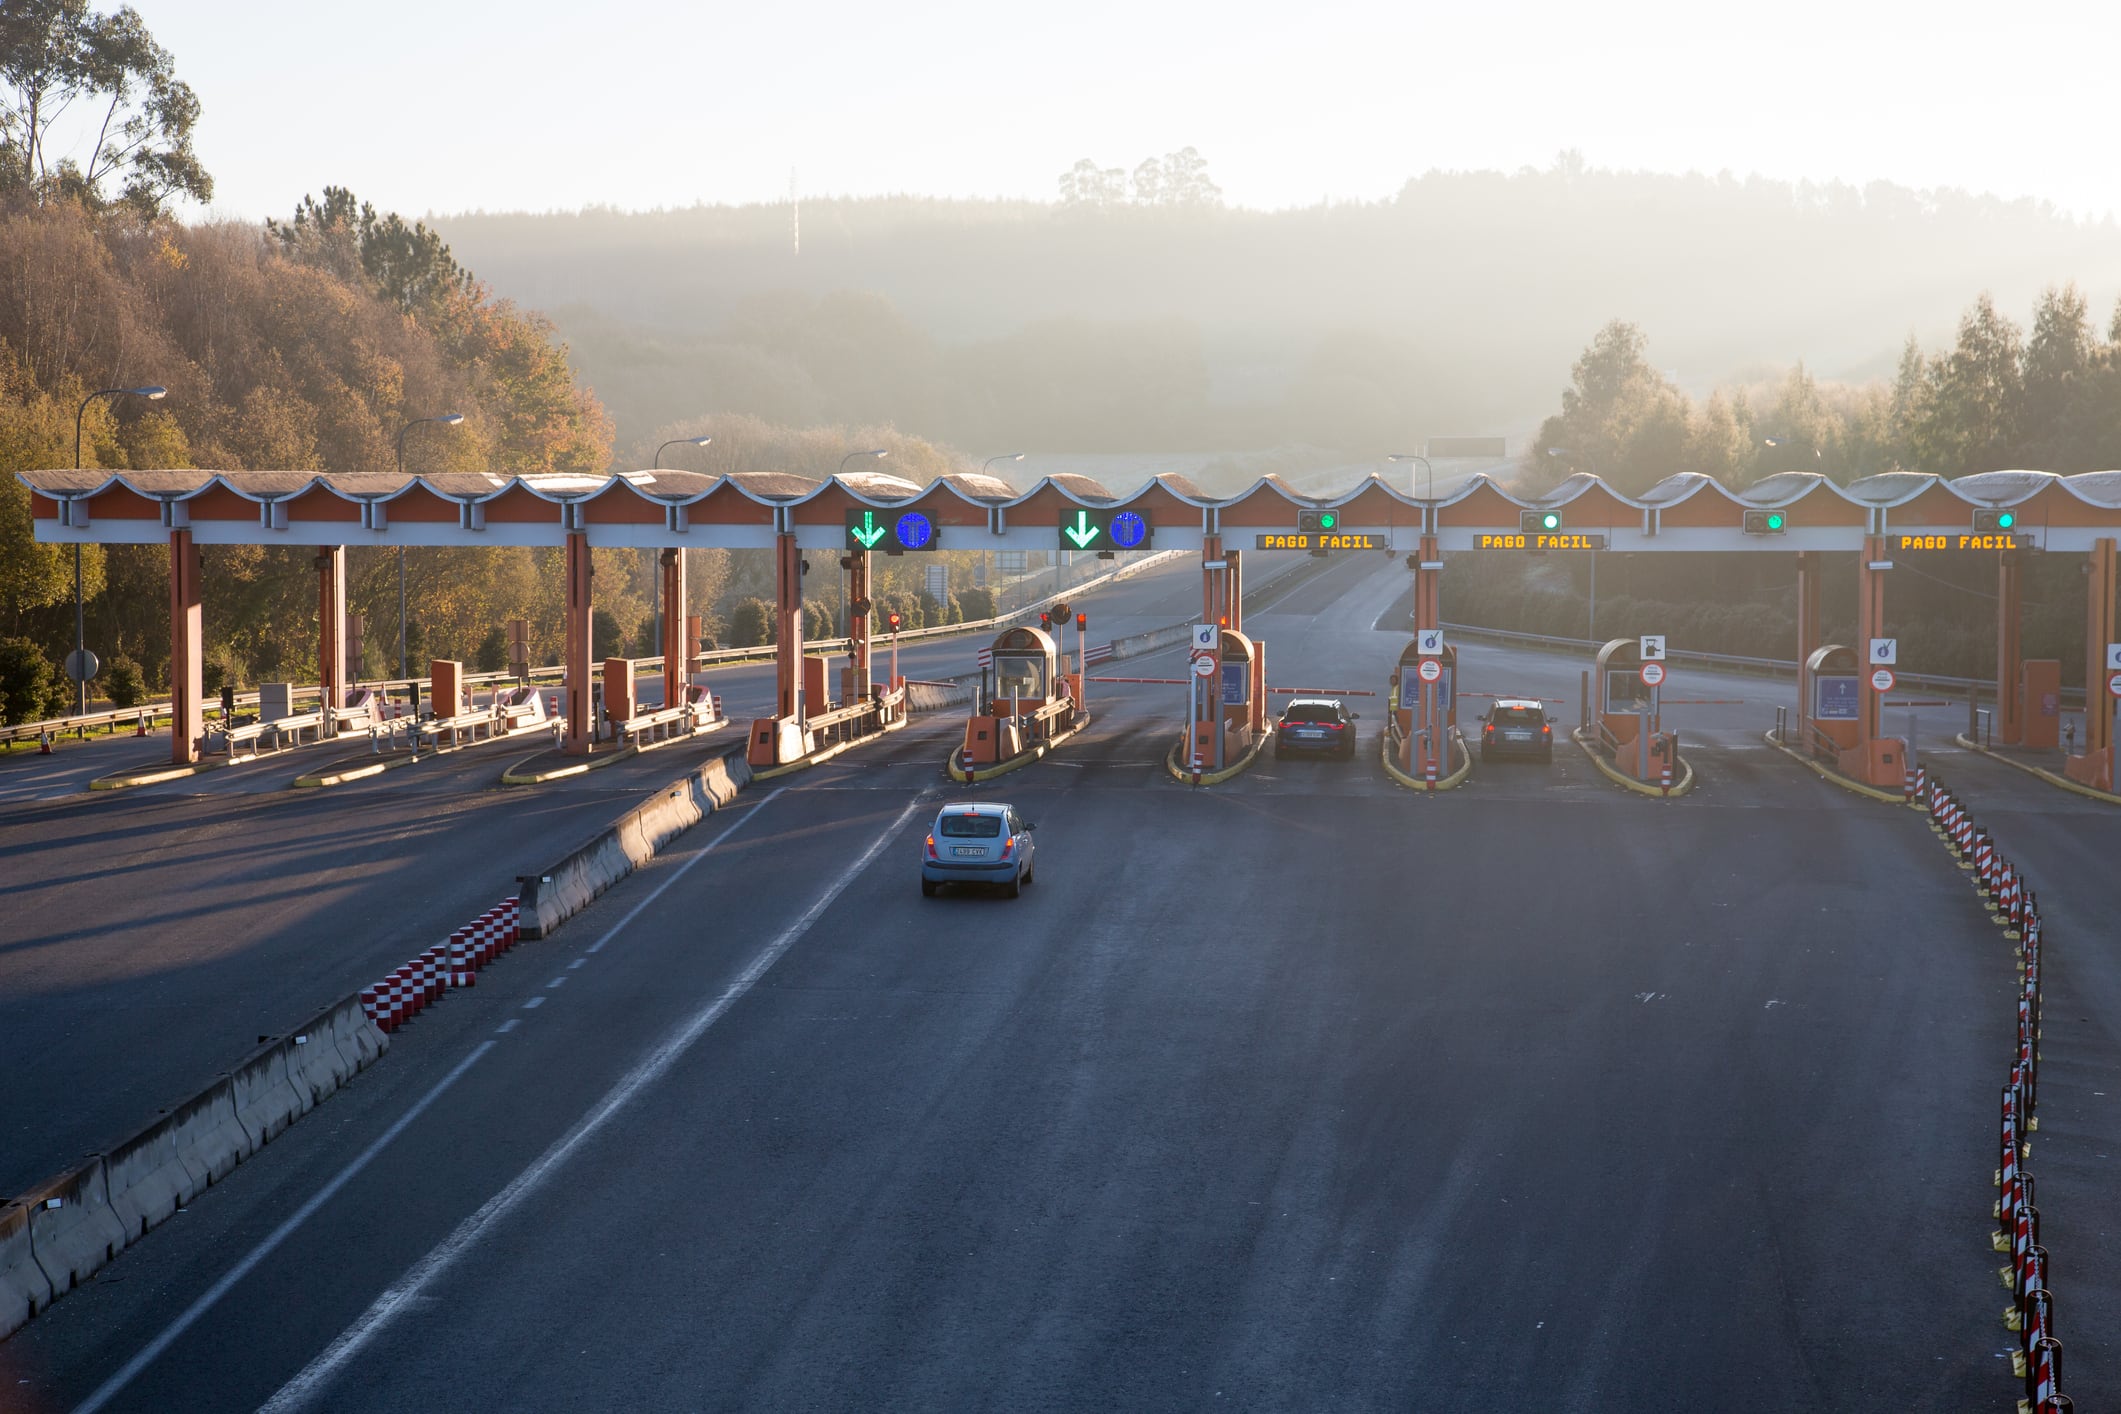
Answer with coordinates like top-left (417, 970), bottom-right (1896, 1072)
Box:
top-left (432, 167), bottom-right (2121, 455)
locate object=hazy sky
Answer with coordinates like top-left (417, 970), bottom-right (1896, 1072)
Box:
top-left (130, 0), bottom-right (2120, 221)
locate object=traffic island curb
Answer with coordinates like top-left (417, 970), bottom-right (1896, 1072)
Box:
top-left (751, 713), bottom-right (910, 782)
top-left (1951, 733), bottom-right (2121, 806)
top-left (1163, 724), bottom-right (1274, 787)
top-left (1760, 730), bottom-right (1916, 807)
top-left (1379, 727), bottom-right (1473, 792)
top-left (89, 757), bottom-right (230, 791)
top-left (1571, 728), bottom-right (1697, 798)
top-left (946, 717), bottom-right (1091, 784)
top-left (500, 742), bottom-right (641, 787)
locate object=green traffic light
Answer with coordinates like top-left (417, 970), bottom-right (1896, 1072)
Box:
top-left (1319, 511), bottom-right (1337, 530)
top-left (1541, 512), bottom-right (1561, 531)
top-left (1997, 510), bottom-right (2016, 530)
top-left (1767, 512), bottom-right (1785, 531)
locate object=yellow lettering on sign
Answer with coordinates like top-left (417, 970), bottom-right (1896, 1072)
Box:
top-left (1537, 534), bottom-right (1597, 551)
top-left (1475, 533), bottom-right (1527, 549)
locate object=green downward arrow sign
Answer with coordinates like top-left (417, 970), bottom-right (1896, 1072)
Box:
top-left (1064, 510), bottom-right (1101, 549)
top-left (850, 511), bottom-right (886, 549)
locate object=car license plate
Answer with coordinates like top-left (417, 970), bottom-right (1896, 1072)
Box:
top-left (953, 846), bottom-right (983, 856)
top-left (1507, 731), bottom-right (1531, 741)
top-left (1297, 728), bottom-right (1322, 738)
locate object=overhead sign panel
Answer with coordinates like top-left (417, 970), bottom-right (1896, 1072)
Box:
top-left (1471, 532), bottom-right (1607, 551)
top-left (1058, 508), bottom-right (1152, 551)
top-left (1254, 532), bottom-right (1388, 552)
top-left (844, 509), bottom-right (940, 553)
top-left (1891, 532), bottom-right (2035, 552)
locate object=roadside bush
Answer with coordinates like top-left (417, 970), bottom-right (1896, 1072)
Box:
top-left (727, 597), bottom-right (774, 648)
top-left (473, 627), bottom-right (508, 673)
top-left (958, 587), bottom-right (997, 622)
top-left (104, 655), bottom-right (148, 708)
top-left (0, 639), bottom-right (57, 726)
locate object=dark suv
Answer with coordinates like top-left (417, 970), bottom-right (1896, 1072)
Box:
top-left (1479, 698), bottom-right (1554, 763)
top-left (1275, 698), bottom-right (1358, 759)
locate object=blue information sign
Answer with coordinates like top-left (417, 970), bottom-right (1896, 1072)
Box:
top-left (894, 511), bottom-right (936, 550)
top-left (1815, 675), bottom-right (1859, 721)
top-left (1110, 511), bottom-right (1149, 549)
top-left (1221, 661), bottom-right (1248, 706)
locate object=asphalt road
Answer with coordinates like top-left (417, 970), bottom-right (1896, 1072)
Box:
top-left (0, 553), bottom-right (2069, 1413)
top-left (0, 552), bottom-right (1256, 1200)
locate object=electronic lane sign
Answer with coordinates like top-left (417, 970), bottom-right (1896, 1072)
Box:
top-left (1058, 508), bottom-right (1153, 551)
top-left (1891, 531), bottom-right (2035, 552)
top-left (1471, 532), bottom-right (1607, 550)
top-left (845, 508), bottom-right (941, 553)
top-left (1254, 532), bottom-right (1389, 551)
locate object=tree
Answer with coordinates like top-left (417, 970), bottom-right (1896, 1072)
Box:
top-left (0, 0), bottom-right (211, 215)
top-left (0, 637), bottom-right (57, 724)
top-left (2019, 284), bottom-right (2091, 467)
top-left (268, 187), bottom-right (473, 314)
top-left (727, 597), bottom-right (773, 648)
top-left (1057, 159), bottom-right (1127, 209)
top-left (102, 652), bottom-right (142, 705)
top-left (1157, 147), bottom-right (1222, 207)
top-left (1531, 321), bottom-right (1692, 493)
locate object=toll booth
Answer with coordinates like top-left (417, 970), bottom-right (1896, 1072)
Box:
top-left (1593, 639), bottom-right (1679, 785)
top-left (1393, 638), bottom-right (1457, 775)
top-left (1185, 629), bottom-right (1261, 771)
top-left (1802, 645), bottom-right (1861, 756)
top-left (962, 626), bottom-right (1076, 767)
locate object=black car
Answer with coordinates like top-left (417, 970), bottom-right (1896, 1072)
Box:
top-left (1275, 698), bottom-right (1358, 758)
top-left (1479, 698), bottom-right (1554, 763)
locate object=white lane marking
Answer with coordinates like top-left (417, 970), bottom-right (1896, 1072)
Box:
top-left (545, 976), bottom-right (568, 989)
top-left (566, 958), bottom-right (586, 970)
top-left (66, 1043), bottom-right (496, 1414)
top-left (74, 785), bottom-right (791, 1413)
top-left (258, 792), bottom-right (926, 1414)
top-left (494, 1020), bottom-right (519, 1035)
top-left (582, 789), bottom-right (786, 955)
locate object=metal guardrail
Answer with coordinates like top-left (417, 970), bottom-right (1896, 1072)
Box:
top-left (1, 552), bottom-right (1186, 748)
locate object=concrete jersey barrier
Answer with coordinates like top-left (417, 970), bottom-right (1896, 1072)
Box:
top-left (0, 988), bottom-right (388, 1341)
top-left (519, 746), bottom-right (753, 940)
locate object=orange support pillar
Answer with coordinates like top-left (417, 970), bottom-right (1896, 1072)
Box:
top-left (562, 531), bottom-right (593, 754)
top-left (1201, 533), bottom-right (1227, 628)
top-left (1996, 550), bottom-right (2023, 745)
top-left (2079, 538), bottom-right (2116, 783)
top-left (169, 528), bottom-right (202, 764)
top-left (1856, 534), bottom-right (1888, 746)
top-left (1795, 550), bottom-right (1821, 741)
top-left (659, 547), bottom-right (686, 713)
top-left (1412, 534), bottom-right (1442, 776)
top-left (317, 545), bottom-right (346, 722)
top-left (1227, 549), bottom-right (1244, 634)
top-left (774, 531), bottom-right (805, 722)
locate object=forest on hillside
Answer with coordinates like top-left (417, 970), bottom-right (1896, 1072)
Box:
top-left (436, 158), bottom-right (2121, 455)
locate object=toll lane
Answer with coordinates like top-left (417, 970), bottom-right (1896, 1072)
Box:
top-left (1, 552), bottom-right (2034, 1411)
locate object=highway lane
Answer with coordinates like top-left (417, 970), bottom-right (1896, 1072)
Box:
top-left (0, 552), bottom-right (1291, 1200)
top-left (1, 554), bottom-right (2027, 1412)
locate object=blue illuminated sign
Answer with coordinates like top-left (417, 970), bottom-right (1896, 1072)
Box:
top-left (1221, 661), bottom-right (1248, 705)
top-left (1816, 675), bottom-right (1859, 721)
top-left (1110, 511), bottom-right (1149, 549)
top-left (894, 511), bottom-right (936, 550)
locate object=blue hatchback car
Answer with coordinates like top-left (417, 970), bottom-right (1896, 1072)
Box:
top-left (921, 801), bottom-right (1037, 898)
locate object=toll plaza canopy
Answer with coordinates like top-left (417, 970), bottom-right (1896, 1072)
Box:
top-left (23, 465), bottom-right (2121, 552)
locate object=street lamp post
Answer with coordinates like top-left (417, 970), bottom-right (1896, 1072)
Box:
top-left (649, 437), bottom-right (712, 660)
top-left (394, 413), bottom-right (466, 680)
top-left (1547, 446), bottom-right (1600, 639)
top-left (1761, 436), bottom-right (1824, 473)
top-left (839, 449), bottom-right (889, 476)
top-left (1387, 452), bottom-right (1434, 501)
top-left (980, 455), bottom-right (1025, 589)
top-left (72, 385), bottom-right (167, 715)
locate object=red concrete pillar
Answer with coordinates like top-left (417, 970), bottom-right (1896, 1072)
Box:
top-left (169, 529), bottom-right (202, 764)
top-left (659, 548), bottom-right (686, 713)
top-left (1413, 533), bottom-right (1441, 634)
top-left (774, 531), bottom-right (805, 723)
top-left (317, 545), bottom-right (346, 722)
top-left (562, 531), bottom-right (593, 754)
top-left (1856, 534), bottom-right (1888, 745)
top-left (1997, 550), bottom-right (2023, 745)
top-left (1412, 534), bottom-right (1443, 776)
top-left (1795, 550), bottom-right (1821, 740)
top-left (848, 549), bottom-right (872, 691)
top-left (2085, 537), bottom-right (2116, 762)
top-left (1227, 549), bottom-right (1244, 634)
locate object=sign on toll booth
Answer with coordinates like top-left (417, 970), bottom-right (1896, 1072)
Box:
top-left (1639, 635), bottom-right (1666, 662)
top-left (1416, 628), bottom-right (1443, 656)
top-left (1869, 637), bottom-right (1897, 666)
top-left (1815, 673), bottom-right (1860, 721)
top-left (1059, 508), bottom-right (1152, 551)
top-left (1192, 623), bottom-right (1218, 652)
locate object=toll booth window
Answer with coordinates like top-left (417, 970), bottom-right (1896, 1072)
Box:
top-left (939, 814), bottom-right (1003, 838)
top-left (1491, 704), bottom-right (1545, 726)
top-left (1283, 703), bottom-right (1339, 723)
top-left (995, 655), bottom-right (1047, 699)
top-left (1605, 671), bottom-right (1651, 713)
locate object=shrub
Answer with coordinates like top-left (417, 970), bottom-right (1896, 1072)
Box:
top-left (727, 598), bottom-right (774, 648)
top-left (104, 655), bottom-right (148, 708)
top-left (0, 639), bottom-right (57, 726)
